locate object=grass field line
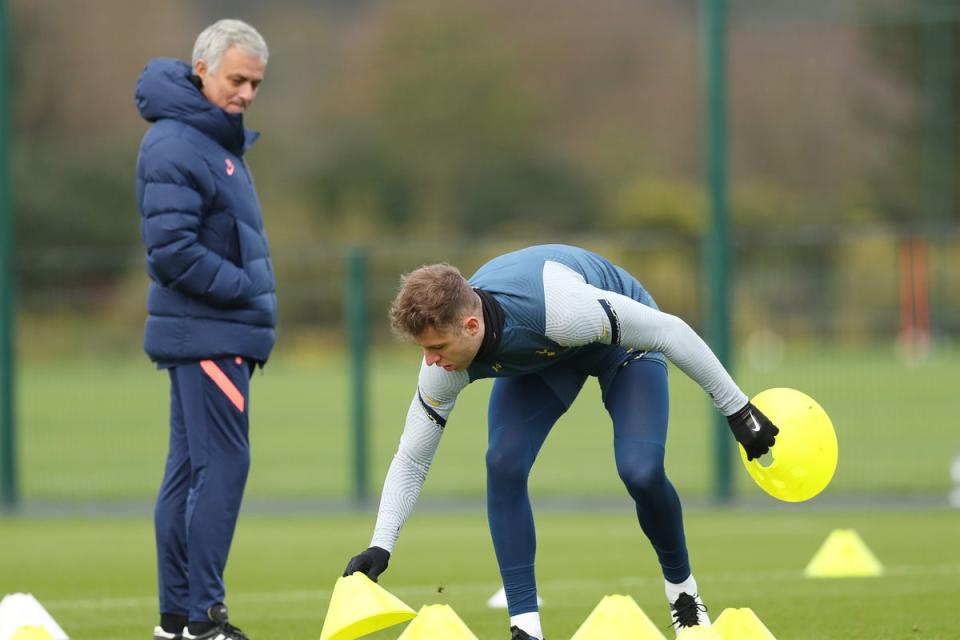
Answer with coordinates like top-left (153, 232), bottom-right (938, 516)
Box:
top-left (43, 562), bottom-right (960, 611)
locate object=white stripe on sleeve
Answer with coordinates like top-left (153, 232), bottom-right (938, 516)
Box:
top-left (542, 260), bottom-right (748, 416)
top-left (370, 361), bottom-right (469, 551)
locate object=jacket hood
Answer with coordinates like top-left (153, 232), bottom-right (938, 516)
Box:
top-left (134, 58), bottom-right (259, 155)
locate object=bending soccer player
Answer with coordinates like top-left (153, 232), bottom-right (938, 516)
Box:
top-left (344, 244), bottom-right (778, 639)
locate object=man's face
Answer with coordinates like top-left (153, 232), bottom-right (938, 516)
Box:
top-left (194, 46), bottom-right (266, 114)
top-left (415, 321), bottom-right (481, 372)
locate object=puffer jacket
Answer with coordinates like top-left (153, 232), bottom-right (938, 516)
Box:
top-left (134, 58), bottom-right (276, 364)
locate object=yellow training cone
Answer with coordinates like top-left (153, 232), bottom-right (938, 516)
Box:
top-left (804, 529), bottom-right (884, 578)
top-left (740, 388), bottom-right (838, 502)
top-left (570, 595), bottom-right (666, 640)
top-left (397, 604), bottom-right (478, 640)
top-left (318, 573), bottom-right (417, 640)
top-left (10, 627), bottom-right (55, 640)
top-left (713, 608), bottom-right (777, 640)
top-left (676, 626), bottom-right (723, 639)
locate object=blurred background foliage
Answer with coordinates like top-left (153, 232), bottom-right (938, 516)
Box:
top-left (4, 0), bottom-right (960, 507)
top-left (6, 0), bottom-right (959, 355)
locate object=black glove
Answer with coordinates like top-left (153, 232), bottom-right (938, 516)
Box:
top-left (344, 546), bottom-right (390, 582)
top-left (726, 402), bottom-right (779, 461)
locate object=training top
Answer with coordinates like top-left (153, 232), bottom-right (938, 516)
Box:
top-left (369, 244), bottom-right (748, 551)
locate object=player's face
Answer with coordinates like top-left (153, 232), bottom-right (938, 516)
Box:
top-left (415, 322), bottom-right (481, 372)
top-left (195, 46), bottom-right (265, 114)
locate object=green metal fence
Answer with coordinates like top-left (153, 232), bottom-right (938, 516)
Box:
top-left (2, 0), bottom-right (958, 506)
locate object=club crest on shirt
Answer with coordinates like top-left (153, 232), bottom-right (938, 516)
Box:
top-left (491, 362), bottom-right (503, 372)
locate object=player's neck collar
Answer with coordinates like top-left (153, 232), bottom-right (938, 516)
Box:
top-left (473, 287), bottom-right (504, 362)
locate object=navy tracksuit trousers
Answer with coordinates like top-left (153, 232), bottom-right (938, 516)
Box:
top-left (486, 357), bottom-right (690, 616)
top-left (155, 356), bottom-right (252, 623)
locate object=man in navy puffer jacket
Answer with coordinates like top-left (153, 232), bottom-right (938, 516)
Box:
top-left (135, 19), bottom-right (275, 640)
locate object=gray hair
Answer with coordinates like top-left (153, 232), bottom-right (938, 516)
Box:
top-left (192, 19), bottom-right (269, 73)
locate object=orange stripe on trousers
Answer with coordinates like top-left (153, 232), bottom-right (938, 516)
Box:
top-left (200, 360), bottom-right (245, 412)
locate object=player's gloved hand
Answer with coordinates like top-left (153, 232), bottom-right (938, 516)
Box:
top-left (726, 402), bottom-right (779, 461)
top-left (343, 546), bottom-right (390, 582)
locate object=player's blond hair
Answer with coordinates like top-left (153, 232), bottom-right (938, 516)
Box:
top-left (389, 264), bottom-right (479, 339)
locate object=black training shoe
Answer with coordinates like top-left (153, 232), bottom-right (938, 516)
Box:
top-left (669, 592), bottom-right (710, 635)
top-left (510, 625), bottom-right (543, 640)
top-left (152, 626), bottom-right (182, 640)
top-left (181, 604), bottom-right (250, 640)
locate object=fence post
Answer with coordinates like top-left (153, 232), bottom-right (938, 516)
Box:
top-left (921, 1), bottom-right (956, 342)
top-left (702, 0), bottom-right (734, 503)
top-left (346, 248), bottom-right (369, 506)
top-left (0, 0), bottom-right (18, 511)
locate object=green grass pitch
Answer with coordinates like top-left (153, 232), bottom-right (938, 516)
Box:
top-left (16, 346), bottom-right (960, 500)
top-left (5, 345), bottom-right (960, 638)
top-left (1, 509), bottom-right (957, 639)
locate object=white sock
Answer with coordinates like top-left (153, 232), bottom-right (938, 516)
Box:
top-left (665, 574), bottom-right (699, 603)
top-left (510, 612), bottom-right (543, 639)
